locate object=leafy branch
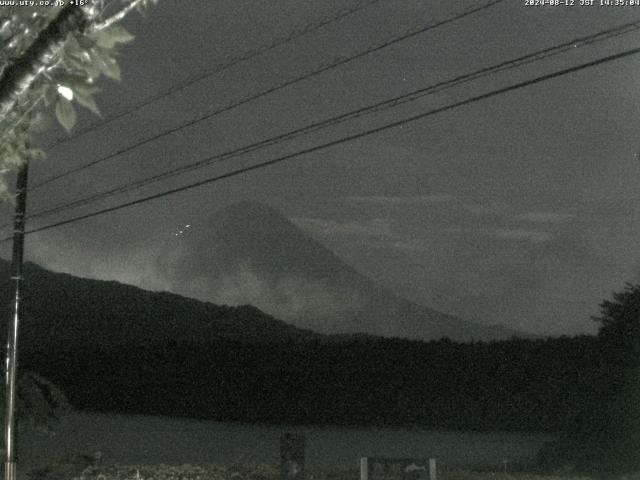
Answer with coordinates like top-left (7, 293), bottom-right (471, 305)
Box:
top-left (0, 0), bottom-right (157, 199)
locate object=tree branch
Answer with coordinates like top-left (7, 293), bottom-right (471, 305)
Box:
top-left (0, 5), bottom-right (91, 120)
top-left (90, 0), bottom-right (146, 32)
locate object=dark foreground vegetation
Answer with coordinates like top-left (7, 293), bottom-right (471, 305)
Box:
top-left (2, 261), bottom-right (640, 474)
top-left (22, 335), bottom-right (599, 432)
top-left (21, 330), bottom-right (638, 475)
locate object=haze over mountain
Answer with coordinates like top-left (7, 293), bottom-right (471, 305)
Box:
top-left (158, 202), bottom-right (523, 341)
top-left (0, 260), bottom-right (320, 352)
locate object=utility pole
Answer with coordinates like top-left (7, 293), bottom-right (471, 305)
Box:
top-left (3, 161), bottom-right (28, 480)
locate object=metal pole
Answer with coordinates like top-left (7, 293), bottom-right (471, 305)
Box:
top-left (3, 161), bottom-right (28, 480)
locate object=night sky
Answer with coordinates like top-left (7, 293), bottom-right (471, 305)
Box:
top-left (3, 0), bottom-right (640, 337)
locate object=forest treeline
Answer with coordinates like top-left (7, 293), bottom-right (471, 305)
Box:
top-left (22, 334), bottom-right (602, 433)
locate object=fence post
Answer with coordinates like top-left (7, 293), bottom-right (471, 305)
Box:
top-left (360, 457), bottom-right (368, 480)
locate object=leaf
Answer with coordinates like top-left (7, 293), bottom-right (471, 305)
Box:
top-left (110, 25), bottom-right (135, 43)
top-left (95, 25), bottom-right (134, 49)
top-left (58, 71), bottom-right (93, 89)
top-left (74, 85), bottom-right (101, 116)
top-left (54, 97), bottom-right (76, 132)
top-left (99, 55), bottom-right (121, 81)
top-left (91, 47), bottom-right (121, 81)
top-left (66, 53), bottom-right (101, 79)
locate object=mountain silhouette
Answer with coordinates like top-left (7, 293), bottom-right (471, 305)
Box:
top-left (158, 202), bottom-right (523, 342)
top-left (0, 259), bottom-right (320, 353)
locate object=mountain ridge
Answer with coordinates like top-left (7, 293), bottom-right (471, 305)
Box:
top-left (0, 259), bottom-right (322, 352)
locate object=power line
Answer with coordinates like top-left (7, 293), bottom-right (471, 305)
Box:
top-left (11, 44), bottom-right (640, 241)
top-left (42, 0), bottom-right (384, 151)
top-left (31, 0), bottom-right (507, 191)
top-left (22, 19), bottom-right (640, 224)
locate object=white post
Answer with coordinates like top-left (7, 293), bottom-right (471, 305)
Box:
top-left (360, 457), bottom-right (368, 480)
top-left (428, 459), bottom-right (436, 480)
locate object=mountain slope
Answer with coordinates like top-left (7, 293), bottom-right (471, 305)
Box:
top-left (158, 202), bottom-right (522, 342)
top-left (0, 260), bottom-right (320, 352)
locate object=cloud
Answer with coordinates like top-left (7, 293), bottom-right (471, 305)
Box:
top-left (462, 201), bottom-right (511, 216)
top-left (346, 194), bottom-right (454, 206)
top-left (491, 228), bottom-right (552, 243)
top-left (23, 228), bottom-right (173, 293)
top-left (292, 217), bottom-right (396, 239)
top-left (296, 214), bottom-right (553, 250)
top-left (441, 226), bottom-right (552, 243)
top-left (294, 216), bottom-right (438, 253)
top-left (513, 212), bottom-right (575, 223)
top-left (206, 263), bottom-right (366, 325)
top-left (387, 239), bottom-right (433, 253)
